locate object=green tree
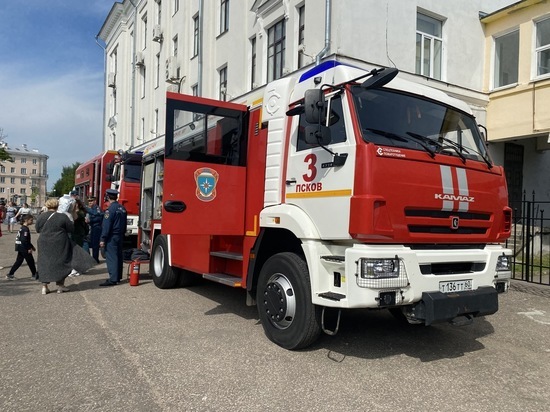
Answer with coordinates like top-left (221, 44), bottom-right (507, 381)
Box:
top-left (51, 162), bottom-right (80, 197)
top-left (0, 147), bottom-right (11, 162)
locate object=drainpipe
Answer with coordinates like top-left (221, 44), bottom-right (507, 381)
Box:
top-left (95, 35), bottom-right (107, 152)
top-left (198, 0), bottom-right (204, 96)
top-left (315, 0), bottom-right (331, 65)
top-left (129, 0), bottom-right (138, 149)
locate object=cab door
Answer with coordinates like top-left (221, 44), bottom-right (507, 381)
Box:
top-left (285, 93), bottom-right (356, 239)
top-left (162, 93), bottom-right (248, 237)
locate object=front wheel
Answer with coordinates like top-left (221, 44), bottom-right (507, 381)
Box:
top-left (151, 235), bottom-right (178, 289)
top-left (256, 252), bottom-right (322, 350)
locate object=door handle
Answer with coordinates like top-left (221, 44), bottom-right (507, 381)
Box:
top-left (286, 178), bottom-right (297, 185)
top-left (164, 200), bottom-right (186, 213)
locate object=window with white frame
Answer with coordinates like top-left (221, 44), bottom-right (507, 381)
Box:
top-left (250, 36), bottom-right (257, 89)
top-left (156, 0), bottom-right (162, 25)
top-left (141, 66), bottom-right (146, 99)
top-left (193, 15), bottom-right (199, 57)
top-left (0, 165), bottom-right (4, 172)
top-left (10, 177), bottom-right (15, 184)
top-left (142, 13), bottom-right (148, 50)
top-left (0, 177), bottom-right (4, 183)
top-left (494, 30), bottom-right (519, 88)
top-left (220, 0), bottom-right (229, 34)
top-left (32, 169), bottom-right (36, 175)
top-left (219, 66), bottom-right (228, 101)
top-left (21, 168), bottom-right (27, 175)
top-left (536, 17), bottom-right (550, 76)
top-left (21, 158), bottom-right (27, 163)
top-left (21, 178), bottom-right (26, 184)
top-left (192, 84), bottom-right (198, 96)
top-left (173, 0), bottom-right (179, 15)
top-left (32, 159), bottom-right (37, 165)
top-left (298, 5), bottom-right (305, 68)
top-left (173, 35), bottom-right (178, 57)
top-left (416, 12), bottom-right (443, 80)
top-left (268, 19), bottom-right (286, 82)
top-left (155, 53), bottom-right (160, 88)
top-left (10, 167), bottom-right (15, 173)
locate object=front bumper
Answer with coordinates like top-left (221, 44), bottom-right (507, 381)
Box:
top-left (406, 286), bottom-right (498, 325)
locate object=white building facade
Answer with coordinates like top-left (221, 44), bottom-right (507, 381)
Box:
top-left (98, 0), bottom-right (514, 154)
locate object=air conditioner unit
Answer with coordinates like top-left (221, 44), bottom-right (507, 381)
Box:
top-left (107, 72), bottom-right (116, 88)
top-left (166, 57), bottom-right (179, 82)
top-left (152, 25), bottom-right (163, 42)
top-left (135, 52), bottom-right (145, 67)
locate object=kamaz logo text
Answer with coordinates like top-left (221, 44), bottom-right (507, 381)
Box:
top-left (438, 165), bottom-right (473, 212)
top-left (434, 194), bottom-right (475, 202)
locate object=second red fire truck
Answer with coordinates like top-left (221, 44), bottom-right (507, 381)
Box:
top-left (142, 58), bottom-right (513, 350)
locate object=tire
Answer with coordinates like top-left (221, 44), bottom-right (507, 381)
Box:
top-left (151, 235), bottom-right (179, 289)
top-left (256, 252), bottom-right (322, 350)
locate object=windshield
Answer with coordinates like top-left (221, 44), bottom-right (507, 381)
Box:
top-left (351, 86), bottom-right (489, 162)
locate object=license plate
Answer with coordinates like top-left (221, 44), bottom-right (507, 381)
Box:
top-left (439, 279), bottom-right (472, 293)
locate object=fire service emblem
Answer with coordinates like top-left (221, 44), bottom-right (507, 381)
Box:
top-left (195, 168), bottom-right (219, 202)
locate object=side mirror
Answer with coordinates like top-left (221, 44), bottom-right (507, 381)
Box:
top-left (106, 162), bottom-right (114, 175)
top-left (305, 125), bottom-right (331, 146)
top-left (361, 67), bottom-right (399, 89)
top-left (304, 89), bottom-right (325, 124)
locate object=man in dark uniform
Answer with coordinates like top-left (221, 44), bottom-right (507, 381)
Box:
top-left (99, 189), bottom-right (127, 286)
top-left (84, 196), bottom-right (103, 263)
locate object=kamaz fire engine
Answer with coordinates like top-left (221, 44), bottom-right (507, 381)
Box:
top-left (75, 150), bottom-right (142, 240)
top-left (143, 59), bottom-right (512, 350)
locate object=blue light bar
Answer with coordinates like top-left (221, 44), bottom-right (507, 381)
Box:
top-left (298, 60), bottom-right (343, 83)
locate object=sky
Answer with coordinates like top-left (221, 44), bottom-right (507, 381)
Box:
top-left (0, 0), bottom-right (115, 188)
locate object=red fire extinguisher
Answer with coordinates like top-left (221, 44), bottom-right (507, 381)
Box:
top-left (129, 259), bottom-right (140, 286)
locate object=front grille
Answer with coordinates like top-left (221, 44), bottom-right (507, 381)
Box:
top-left (420, 262), bottom-right (486, 275)
top-left (405, 208), bottom-right (491, 236)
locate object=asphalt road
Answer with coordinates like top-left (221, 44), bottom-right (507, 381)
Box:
top-left (1, 227), bottom-right (550, 412)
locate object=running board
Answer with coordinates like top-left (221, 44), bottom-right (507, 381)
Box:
top-left (210, 251), bottom-right (243, 261)
top-left (318, 292), bottom-right (346, 301)
top-left (203, 273), bottom-right (242, 287)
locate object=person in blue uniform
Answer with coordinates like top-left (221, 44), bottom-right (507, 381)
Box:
top-left (99, 189), bottom-right (127, 286)
top-left (84, 197), bottom-right (103, 263)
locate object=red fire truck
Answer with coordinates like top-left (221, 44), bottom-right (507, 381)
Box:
top-left (75, 150), bottom-right (142, 239)
top-left (144, 60), bottom-right (513, 350)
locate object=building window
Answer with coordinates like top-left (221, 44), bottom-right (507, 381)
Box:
top-left (155, 53), bottom-right (161, 88)
top-left (21, 188), bottom-right (26, 194)
top-left (192, 84), bottom-right (198, 96)
top-left (193, 15), bottom-right (200, 57)
top-left (11, 167), bottom-right (15, 173)
top-left (142, 13), bottom-right (148, 50)
top-left (21, 178), bottom-right (26, 185)
top-left (173, 0), bottom-right (179, 15)
top-left (0, 187), bottom-right (4, 193)
top-left (154, 109), bottom-right (159, 135)
top-left (32, 169), bottom-right (37, 175)
top-left (21, 158), bottom-right (27, 164)
top-left (141, 66), bottom-right (146, 99)
top-left (141, 117), bottom-right (145, 141)
top-left (298, 5), bottom-right (305, 68)
top-left (0, 165), bottom-right (4, 172)
top-left (10, 177), bottom-right (15, 184)
top-left (0, 177), bottom-right (4, 183)
top-left (156, 0), bottom-right (162, 24)
top-left (268, 19), bottom-right (286, 81)
top-left (415, 12), bottom-right (443, 80)
top-left (220, 0), bottom-right (229, 34)
top-left (494, 30), bottom-right (519, 88)
top-left (536, 17), bottom-right (550, 77)
top-left (173, 35), bottom-right (178, 57)
top-left (250, 36), bottom-right (257, 89)
top-left (21, 168), bottom-right (27, 175)
top-left (32, 159), bottom-right (37, 165)
top-left (219, 66), bottom-right (228, 101)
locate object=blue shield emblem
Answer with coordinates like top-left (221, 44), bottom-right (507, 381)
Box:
top-left (194, 168), bottom-right (219, 202)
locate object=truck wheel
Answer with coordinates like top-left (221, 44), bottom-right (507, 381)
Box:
top-left (151, 235), bottom-right (178, 289)
top-left (256, 252), bottom-right (322, 350)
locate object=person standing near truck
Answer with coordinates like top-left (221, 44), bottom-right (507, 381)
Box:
top-left (84, 197), bottom-right (103, 263)
top-left (99, 189), bottom-right (127, 286)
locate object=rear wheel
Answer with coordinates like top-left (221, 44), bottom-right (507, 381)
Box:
top-left (256, 252), bottom-right (322, 350)
top-left (151, 235), bottom-right (178, 289)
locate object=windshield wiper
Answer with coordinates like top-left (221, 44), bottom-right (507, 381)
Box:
top-left (364, 128), bottom-right (435, 158)
top-left (437, 135), bottom-right (493, 169)
top-left (407, 132), bottom-right (465, 163)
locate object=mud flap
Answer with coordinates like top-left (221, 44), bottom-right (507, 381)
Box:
top-left (412, 286), bottom-right (498, 326)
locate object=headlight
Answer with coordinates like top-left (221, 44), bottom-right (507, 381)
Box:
top-left (496, 254), bottom-right (512, 271)
top-left (360, 258), bottom-right (399, 279)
